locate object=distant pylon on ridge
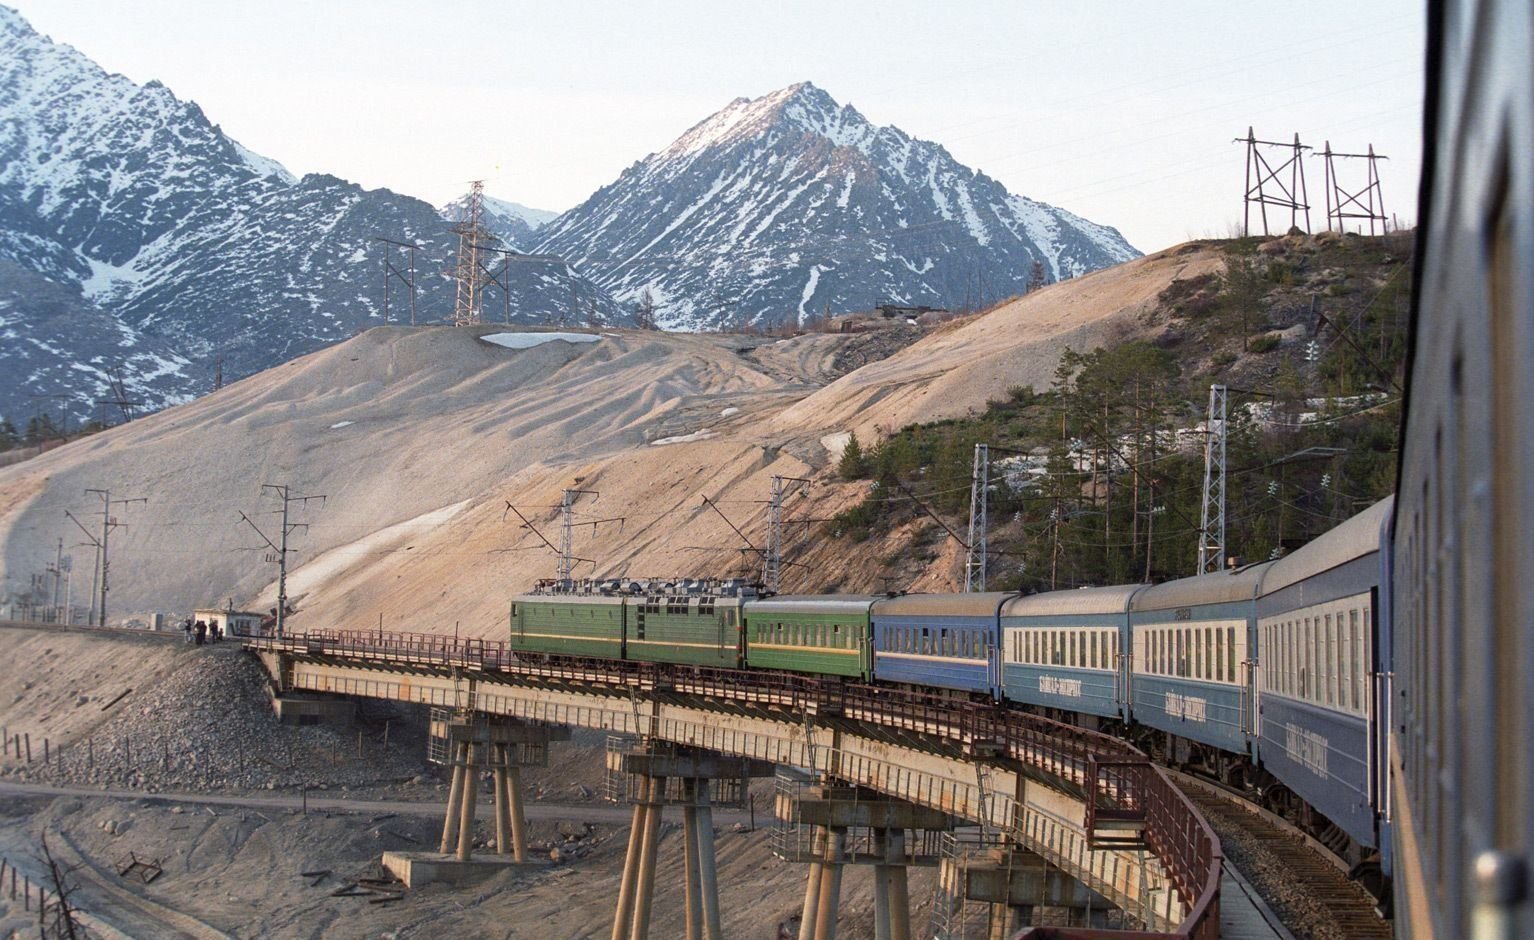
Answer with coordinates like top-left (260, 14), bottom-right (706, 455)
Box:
top-left (451, 180), bottom-right (492, 327)
top-left (1318, 141), bottom-right (1389, 235)
top-left (1237, 127), bottom-right (1312, 237)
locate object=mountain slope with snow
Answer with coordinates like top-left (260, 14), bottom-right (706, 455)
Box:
top-left (535, 82), bottom-right (1140, 330)
top-left (0, 5), bottom-right (623, 416)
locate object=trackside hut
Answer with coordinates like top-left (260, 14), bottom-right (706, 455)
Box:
top-left (194, 607), bottom-right (265, 637)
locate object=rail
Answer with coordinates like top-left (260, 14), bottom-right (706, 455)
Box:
top-left (243, 626), bottom-right (1220, 936)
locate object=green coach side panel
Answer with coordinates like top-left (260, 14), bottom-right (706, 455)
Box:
top-left (744, 595), bottom-right (876, 679)
top-left (509, 594), bottom-right (625, 659)
top-left (625, 595), bottom-right (743, 667)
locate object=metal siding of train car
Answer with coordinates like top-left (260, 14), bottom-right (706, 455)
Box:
top-left (508, 594), bottom-right (626, 659)
top-left (1256, 517), bottom-right (1387, 852)
top-left (1130, 567), bottom-right (1269, 757)
top-left (1259, 696), bottom-right (1375, 847)
top-left (872, 593), bottom-right (1011, 696)
top-left (999, 586), bottom-right (1142, 721)
top-left (743, 595), bottom-right (876, 679)
top-left (626, 595), bottom-right (743, 667)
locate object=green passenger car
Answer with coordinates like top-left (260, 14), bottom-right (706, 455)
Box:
top-left (509, 593), bottom-right (625, 659)
top-left (742, 595), bottom-right (876, 679)
top-left (625, 594), bottom-right (744, 667)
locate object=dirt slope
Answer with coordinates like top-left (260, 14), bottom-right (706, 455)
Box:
top-left (0, 245), bottom-right (1222, 637)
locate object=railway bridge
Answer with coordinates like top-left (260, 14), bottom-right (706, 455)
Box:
top-left (245, 627), bottom-right (1224, 939)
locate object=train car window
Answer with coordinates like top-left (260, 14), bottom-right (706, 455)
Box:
top-left (1215, 628), bottom-right (1225, 682)
top-left (1326, 613), bottom-right (1336, 706)
top-left (1351, 608), bottom-right (1363, 713)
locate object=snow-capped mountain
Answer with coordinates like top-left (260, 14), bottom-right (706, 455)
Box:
top-left (0, 260), bottom-right (199, 426)
top-left (0, 5), bottom-right (623, 420)
top-left (535, 82), bottom-right (1140, 331)
top-left (438, 193), bottom-right (560, 249)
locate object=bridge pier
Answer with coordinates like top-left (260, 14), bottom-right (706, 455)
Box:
top-left (777, 779), bottom-right (953, 940)
top-left (607, 741), bottom-right (774, 940)
top-left (432, 713), bottom-right (568, 863)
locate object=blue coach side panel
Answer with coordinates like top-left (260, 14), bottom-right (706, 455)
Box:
top-left (1256, 497), bottom-right (1392, 852)
top-left (872, 592), bottom-right (1011, 697)
top-left (1000, 585), bottom-right (1142, 722)
top-left (1129, 564), bottom-right (1270, 756)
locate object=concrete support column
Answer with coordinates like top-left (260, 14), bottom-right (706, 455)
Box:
top-left (987, 902), bottom-right (1017, 940)
top-left (506, 762), bottom-right (529, 863)
top-left (682, 781), bottom-right (703, 940)
top-left (813, 826), bottom-right (846, 940)
top-left (456, 742), bottom-right (479, 862)
top-left (439, 740), bottom-right (467, 854)
top-left (695, 781), bottom-right (722, 940)
top-left (611, 775), bottom-right (649, 940)
top-left (798, 828), bottom-right (826, 940)
top-left (872, 828), bottom-right (892, 940)
top-left (886, 828), bottom-right (911, 940)
top-left (492, 743), bottom-right (512, 856)
top-left (629, 774), bottom-right (666, 940)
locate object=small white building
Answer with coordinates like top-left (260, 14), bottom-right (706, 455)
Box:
top-left (194, 607), bottom-right (267, 638)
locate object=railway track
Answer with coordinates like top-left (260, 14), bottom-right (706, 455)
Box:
top-left (1173, 775), bottom-right (1391, 940)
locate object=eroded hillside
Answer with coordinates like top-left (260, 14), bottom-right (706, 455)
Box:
top-left (0, 243), bottom-right (1223, 637)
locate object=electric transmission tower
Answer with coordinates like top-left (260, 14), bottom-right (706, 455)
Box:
top-left (239, 483), bottom-right (326, 637)
top-left (557, 488), bottom-right (599, 583)
top-left (1237, 128), bottom-right (1312, 236)
top-left (964, 444), bottom-right (990, 592)
top-left (376, 237), bottom-right (422, 326)
top-left (1318, 141), bottom-right (1389, 235)
top-left (64, 488), bottom-right (146, 628)
top-left (450, 181), bottom-right (493, 327)
top-left (1197, 385), bottom-right (1229, 575)
top-left (765, 475), bottom-right (812, 593)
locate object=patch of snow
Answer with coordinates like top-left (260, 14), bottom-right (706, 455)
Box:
top-left (821, 431), bottom-right (852, 456)
top-left (480, 332), bottom-right (602, 349)
top-left (720, 407), bottom-right (740, 417)
top-left (798, 265), bottom-right (825, 318)
top-left (651, 429), bottom-right (715, 446)
top-left (266, 499), bottom-right (473, 602)
top-left (329, 421), bottom-right (354, 429)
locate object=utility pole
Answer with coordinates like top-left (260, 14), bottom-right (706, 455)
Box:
top-left (557, 489), bottom-right (599, 583)
top-left (46, 537), bottom-right (63, 622)
top-left (65, 489), bottom-right (146, 628)
top-left (451, 181), bottom-right (492, 327)
top-left (239, 484), bottom-right (326, 638)
top-left (1197, 385), bottom-right (1229, 575)
top-left (213, 355), bottom-right (224, 392)
top-left (765, 475), bottom-right (812, 594)
top-left (964, 444), bottom-right (990, 592)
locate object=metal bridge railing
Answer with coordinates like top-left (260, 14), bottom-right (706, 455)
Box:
top-left (244, 627), bottom-right (1221, 937)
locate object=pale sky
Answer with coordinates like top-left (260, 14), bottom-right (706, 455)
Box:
top-left (14, 1), bottom-right (1426, 253)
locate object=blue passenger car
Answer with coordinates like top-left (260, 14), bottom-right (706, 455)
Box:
top-left (1129, 564), bottom-right (1271, 759)
top-left (1255, 497), bottom-right (1392, 852)
top-left (1000, 585), bottom-right (1142, 725)
top-left (871, 592), bottom-right (1011, 697)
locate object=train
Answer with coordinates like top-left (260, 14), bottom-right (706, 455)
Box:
top-left (510, 496), bottom-right (1397, 895)
top-left (1390, 0), bottom-right (1533, 936)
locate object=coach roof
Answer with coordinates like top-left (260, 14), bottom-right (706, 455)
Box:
top-left (1131, 562), bottom-right (1275, 612)
top-left (1261, 496), bottom-right (1394, 596)
top-left (873, 592), bottom-right (1015, 618)
top-left (747, 595), bottom-right (879, 615)
top-left (1002, 583), bottom-right (1146, 618)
